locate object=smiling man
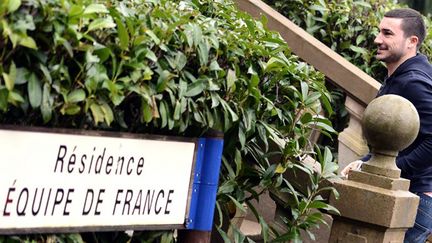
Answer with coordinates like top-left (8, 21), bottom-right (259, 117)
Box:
top-left (341, 8), bottom-right (432, 243)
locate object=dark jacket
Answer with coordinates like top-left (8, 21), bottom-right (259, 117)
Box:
top-left (377, 54), bottom-right (432, 192)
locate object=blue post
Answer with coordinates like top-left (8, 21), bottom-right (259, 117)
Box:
top-left (187, 136), bottom-right (224, 231)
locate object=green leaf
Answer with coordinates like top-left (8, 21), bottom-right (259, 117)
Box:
top-left (309, 4), bottom-right (327, 13)
top-left (19, 36), bottom-right (37, 49)
top-left (159, 100), bottom-right (167, 128)
top-left (39, 65), bottom-right (52, 84)
top-left (175, 51), bottom-right (187, 71)
top-left (15, 68), bottom-right (29, 85)
top-left (7, 0), bottom-right (21, 13)
top-left (88, 18), bottom-right (116, 32)
top-left (101, 102), bottom-right (114, 126)
top-left (143, 66), bottom-right (153, 80)
top-left (69, 4), bottom-right (84, 17)
top-left (8, 33), bottom-right (19, 48)
top-left (320, 91), bottom-right (333, 116)
top-left (216, 226), bottom-right (232, 243)
top-left (28, 74), bottom-right (42, 108)
top-left (227, 195), bottom-right (247, 213)
top-left (94, 47), bottom-right (110, 62)
top-left (173, 100), bottom-right (181, 120)
top-left (8, 91), bottom-right (24, 104)
top-left (353, 1), bottom-right (371, 8)
top-left (204, 105), bottom-right (214, 127)
top-left (264, 57), bottom-right (283, 72)
top-left (221, 155), bottom-right (236, 178)
top-left (259, 216), bottom-right (269, 243)
top-left (209, 60), bottom-right (222, 71)
top-left (146, 50), bottom-right (157, 62)
top-left (185, 23), bottom-right (203, 47)
top-left (304, 92), bottom-right (321, 106)
top-left (191, 24), bottom-right (203, 47)
top-left (3, 62), bottom-right (16, 91)
top-left (142, 99), bottom-right (153, 123)
top-left (300, 112), bottom-right (312, 124)
top-left (156, 70), bottom-right (174, 92)
top-left (145, 29), bottom-right (160, 45)
top-left (219, 98), bottom-right (238, 122)
top-left (238, 128), bottom-right (245, 148)
top-left (85, 51), bottom-right (100, 63)
top-left (350, 45), bottom-right (367, 55)
top-left (218, 179), bottom-right (235, 194)
top-left (356, 35), bottom-right (366, 45)
top-left (115, 17), bottom-right (129, 50)
top-left (0, 88), bottom-right (8, 112)
top-left (66, 233), bottom-right (84, 243)
top-left (233, 226), bottom-right (246, 243)
top-left (226, 69), bottom-right (236, 92)
top-left (184, 25), bottom-right (194, 47)
top-left (249, 74), bottom-right (259, 88)
top-left (309, 200), bottom-right (328, 209)
top-left (67, 89), bottom-right (86, 103)
top-left (300, 81), bottom-right (308, 100)
top-left (231, 152), bottom-right (242, 179)
top-left (41, 83), bottom-right (52, 123)
top-left (90, 103), bottom-right (104, 124)
top-left (63, 104), bottom-right (81, 115)
top-left (323, 146), bottom-right (333, 164)
top-left (198, 41), bottom-right (209, 66)
top-left (185, 80), bottom-right (204, 97)
top-left (83, 4), bottom-right (108, 14)
top-left (310, 121), bottom-right (337, 134)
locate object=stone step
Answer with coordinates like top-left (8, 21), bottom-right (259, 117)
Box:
top-left (240, 219), bottom-right (262, 241)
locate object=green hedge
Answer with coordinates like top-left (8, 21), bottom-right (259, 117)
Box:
top-left (265, 0), bottom-right (432, 81)
top-left (264, 0), bottom-right (432, 151)
top-left (0, 0), bottom-right (338, 242)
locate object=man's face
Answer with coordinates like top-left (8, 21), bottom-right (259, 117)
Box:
top-left (374, 17), bottom-right (410, 64)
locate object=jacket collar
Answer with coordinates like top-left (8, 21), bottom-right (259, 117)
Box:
top-left (389, 53), bottom-right (427, 79)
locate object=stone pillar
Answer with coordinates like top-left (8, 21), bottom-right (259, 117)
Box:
top-left (329, 94), bottom-right (420, 243)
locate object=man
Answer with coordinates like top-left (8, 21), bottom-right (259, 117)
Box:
top-left (341, 8), bottom-right (432, 243)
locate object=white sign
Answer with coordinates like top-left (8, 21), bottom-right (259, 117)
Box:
top-left (0, 128), bottom-right (197, 233)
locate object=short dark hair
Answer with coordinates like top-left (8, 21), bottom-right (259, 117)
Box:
top-left (384, 8), bottom-right (426, 49)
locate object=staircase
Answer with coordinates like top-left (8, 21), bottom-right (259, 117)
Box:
top-left (232, 0), bottom-right (381, 241)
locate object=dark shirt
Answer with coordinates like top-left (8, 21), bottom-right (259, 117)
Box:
top-left (375, 54), bottom-right (432, 192)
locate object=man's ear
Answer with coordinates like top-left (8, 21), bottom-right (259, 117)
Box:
top-left (408, 36), bottom-right (419, 49)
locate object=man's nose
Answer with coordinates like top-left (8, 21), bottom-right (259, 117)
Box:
top-left (374, 35), bottom-right (382, 45)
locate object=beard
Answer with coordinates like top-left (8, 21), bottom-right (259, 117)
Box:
top-left (376, 45), bottom-right (404, 64)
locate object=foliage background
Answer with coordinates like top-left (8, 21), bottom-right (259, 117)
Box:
top-left (0, 0), bottom-right (339, 242)
top-left (264, 0), bottom-right (432, 150)
top-left (265, 0), bottom-right (432, 80)
top-left (400, 0), bottom-right (432, 15)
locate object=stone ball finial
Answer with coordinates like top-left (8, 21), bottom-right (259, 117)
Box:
top-left (362, 94), bottom-right (419, 154)
top-left (361, 94), bottom-right (419, 178)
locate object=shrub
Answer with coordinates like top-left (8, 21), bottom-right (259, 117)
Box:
top-left (265, 0), bottom-right (432, 81)
top-left (0, 0), bottom-right (338, 241)
top-left (264, 0), bottom-right (432, 154)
